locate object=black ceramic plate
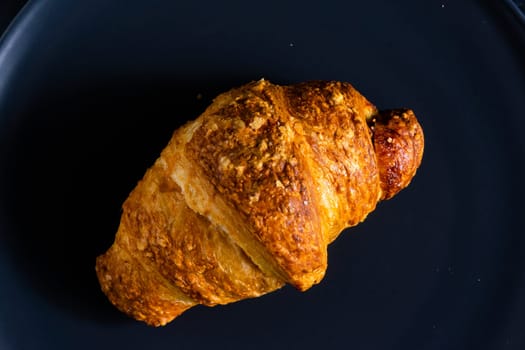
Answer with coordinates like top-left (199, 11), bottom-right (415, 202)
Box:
top-left (1, 0), bottom-right (524, 349)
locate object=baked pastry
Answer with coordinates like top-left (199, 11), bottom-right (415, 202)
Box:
top-left (95, 79), bottom-right (424, 326)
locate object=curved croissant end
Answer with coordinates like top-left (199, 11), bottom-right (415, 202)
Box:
top-left (368, 109), bottom-right (424, 200)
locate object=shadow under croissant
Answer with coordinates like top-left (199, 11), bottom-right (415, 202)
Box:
top-left (0, 76), bottom-right (257, 324)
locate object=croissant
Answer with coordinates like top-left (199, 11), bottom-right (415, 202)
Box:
top-left (95, 79), bottom-right (424, 326)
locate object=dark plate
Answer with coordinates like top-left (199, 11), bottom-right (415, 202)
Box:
top-left (1, 0), bottom-right (525, 349)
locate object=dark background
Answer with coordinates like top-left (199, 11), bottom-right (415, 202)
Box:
top-left (1, 1), bottom-right (525, 349)
top-left (0, 0), bottom-right (27, 35)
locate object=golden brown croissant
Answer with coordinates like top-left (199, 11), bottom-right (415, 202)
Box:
top-left (95, 79), bottom-right (424, 326)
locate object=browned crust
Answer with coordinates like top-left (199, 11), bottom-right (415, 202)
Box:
top-left (95, 241), bottom-right (195, 327)
top-left (283, 81), bottom-right (382, 241)
top-left (96, 148), bottom-right (284, 325)
top-left (186, 81), bottom-right (328, 289)
top-left (368, 109), bottom-right (424, 200)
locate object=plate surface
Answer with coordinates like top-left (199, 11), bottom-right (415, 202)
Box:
top-left (1, 0), bottom-right (525, 349)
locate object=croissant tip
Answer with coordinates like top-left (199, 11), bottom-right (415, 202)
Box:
top-left (370, 108), bottom-right (424, 200)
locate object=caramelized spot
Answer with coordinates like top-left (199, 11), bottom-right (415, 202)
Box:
top-left (369, 109), bottom-right (424, 200)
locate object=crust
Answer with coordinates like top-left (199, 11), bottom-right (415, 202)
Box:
top-left (369, 109), bottom-right (424, 200)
